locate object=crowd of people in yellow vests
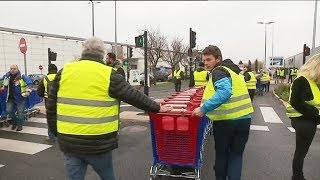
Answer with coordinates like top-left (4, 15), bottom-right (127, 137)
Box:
top-left (0, 36), bottom-right (319, 180)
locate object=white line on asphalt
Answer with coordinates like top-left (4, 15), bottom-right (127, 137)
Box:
top-left (260, 107), bottom-right (283, 123)
top-left (0, 138), bottom-right (52, 155)
top-left (120, 104), bottom-right (132, 107)
top-left (0, 164), bottom-right (4, 168)
top-left (27, 117), bottom-right (47, 124)
top-left (250, 125), bottom-right (270, 131)
top-left (287, 127), bottom-right (296, 133)
top-left (0, 126), bottom-right (48, 136)
top-left (258, 104), bottom-right (271, 106)
top-left (317, 125), bottom-right (320, 129)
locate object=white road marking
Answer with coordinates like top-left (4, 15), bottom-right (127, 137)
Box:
top-left (1, 126), bottom-right (48, 136)
top-left (287, 127), bottom-right (296, 133)
top-left (120, 104), bottom-right (132, 107)
top-left (0, 138), bottom-right (52, 155)
top-left (28, 117), bottom-right (47, 124)
top-left (260, 107), bottom-right (283, 123)
top-left (0, 164), bottom-right (4, 168)
top-left (250, 125), bottom-right (270, 131)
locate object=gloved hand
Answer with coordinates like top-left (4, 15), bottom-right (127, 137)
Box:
top-left (22, 91), bottom-right (31, 97)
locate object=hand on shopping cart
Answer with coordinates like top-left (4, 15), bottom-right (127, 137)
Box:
top-left (159, 104), bottom-right (173, 112)
top-left (22, 91), bottom-right (31, 97)
top-left (191, 107), bottom-right (204, 117)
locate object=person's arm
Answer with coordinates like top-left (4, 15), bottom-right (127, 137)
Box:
top-left (244, 72), bottom-right (251, 82)
top-left (290, 76), bottom-right (320, 121)
top-left (109, 70), bottom-right (160, 112)
top-left (37, 78), bottom-right (45, 98)
top-left (46, 69), bottom-right (63, 136)
top-left (200, 77), bottom-right (232, 114)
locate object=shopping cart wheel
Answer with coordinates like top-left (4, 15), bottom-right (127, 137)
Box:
top-left (4, 121), bottom-right (10, 127)
top-left (195, 168), bottom-right (201, 180)
top-left (149, 165), bottom-right (162, 180)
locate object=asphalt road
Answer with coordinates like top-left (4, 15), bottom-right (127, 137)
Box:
top-left (0, 83), bottom-right (319, 180)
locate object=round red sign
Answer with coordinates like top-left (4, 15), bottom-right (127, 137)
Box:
top-left (39, 65), bottom-right (43, 70)
top-left (19, 38), bottom-right (27, 54)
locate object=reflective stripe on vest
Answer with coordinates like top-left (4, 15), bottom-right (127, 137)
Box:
top-left (246, 72), bottom-right (257, 90)
top-left (174, 70), bottom-right (181, 79)
top-left (57, 60), bottom-right (119, 136)
top-left (276, 70), bottom-right (280, 76)
top-left (44, 74), bottom-right (56, 98)
top-left (194, 71), bottom-right (208, 86)
top-left (261, 73), bottom-right (270, 82)
top-left (201, 66), bottom-right (253, 121)
top-left (286, 75), bottom-right (320, 117)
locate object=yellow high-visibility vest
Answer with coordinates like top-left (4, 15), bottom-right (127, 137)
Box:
top-left (286, 75), bottom-right (320, 117)
top-left (246, 72), bottom-right (257, 90)
top-left (261, 72), bottom-right (270, 83)
top-left (201, 66), bottom-right (253, 121)
top-left (174, 70), bottom-right (181, 79)
top-left (43, 74), bottom-right (56, 98)
top-left (279, 69), bottom-right (285, 77)
top-left (194, 70), bottom-right (208, 86)
top-left (57, 60), bottom-right (119, 136)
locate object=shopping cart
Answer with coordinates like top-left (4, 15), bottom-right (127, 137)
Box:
top-left (0, 90), bottom-right (43, 127)
top-left (149, 110), bottom-right (211, 180)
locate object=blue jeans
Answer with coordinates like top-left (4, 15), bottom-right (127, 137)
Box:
top-left (0, 92), bottom-right (7, 117)
top-left (6, 99), bottom-right (25, 126)
top-left (212, 118), bottom-right (251, 180)
top-left (64, 151), bottom-right (115, 180)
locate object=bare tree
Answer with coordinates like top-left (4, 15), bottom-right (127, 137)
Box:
top-left (248, 60), bottom-right (252, 70)
top-left (180, 45), bottom-right (190, 77)
top-left (140, 27), bottom-right (167, 74)
top-left (163, 37), bottom-right (188, 76)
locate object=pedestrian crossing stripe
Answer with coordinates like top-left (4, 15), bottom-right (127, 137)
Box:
top-left (0, 138), bottom-right (52, 155)
top-left (1, 126), bottom-right (48, 136)
top-left (260, 107), bottom-right (283, 123)
top-left (250, 125), bottom-right (270, 131)
top-left (287, 127), bottom-right (295, 133)
top-left (0, 164), bottom-right (4, 168)
top-left (27, 117), bottom-right (47, 124)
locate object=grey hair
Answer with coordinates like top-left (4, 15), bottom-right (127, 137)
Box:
top-left (81, 37), bottom-right (106, 60)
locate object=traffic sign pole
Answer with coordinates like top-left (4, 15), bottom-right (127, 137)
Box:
top-left (23, 53), bottom-right (27, 75)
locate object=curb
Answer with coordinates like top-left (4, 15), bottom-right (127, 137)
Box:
top-left (272, 89), bottom-right (287, 107)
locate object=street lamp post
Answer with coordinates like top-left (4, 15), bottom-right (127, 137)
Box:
top-left (312, 0), bottom-right (318, 53)
top-left (89, 0), bottom-right (100, 37)
top-left (257, 21), bottom-right (275, 68)
top-left (114, 0), bottom-right (118, 59)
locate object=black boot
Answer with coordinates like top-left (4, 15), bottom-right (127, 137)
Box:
top-left (11, 124), bottom-right (17, 130)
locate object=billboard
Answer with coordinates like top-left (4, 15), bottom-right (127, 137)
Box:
top-left (269, 57), bottom-right (284, 68)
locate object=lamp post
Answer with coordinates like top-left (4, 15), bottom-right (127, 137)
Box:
top-left (257, 21), bottom-right (275, 68)
top-left (312, 0), bottom-right (318, 54)
top-left (89, 0), bottom-right (100, 37)
top-left (114, 0), bottom-right (118, 59)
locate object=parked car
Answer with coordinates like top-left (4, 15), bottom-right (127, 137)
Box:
top-left (154, 70), bottom-right (169, 82)
top-left (28, 74), bottom-right (45, 85)
top-left (140, 73), bottom-right (156, 86)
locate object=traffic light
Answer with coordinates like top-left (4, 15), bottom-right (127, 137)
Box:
top-left (303, 44), bottom-right (310, 57)
top-left (135, 35), bottom-right (144, 47)
top-left (129, 47), bottom-right (133, 58)
top-left (48, 48), bottom-right (57, 65)
top-left (190, 28), bottom-right (196, 49)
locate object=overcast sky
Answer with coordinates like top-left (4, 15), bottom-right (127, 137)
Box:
top-left (0, 1), bottom-right (319, 64)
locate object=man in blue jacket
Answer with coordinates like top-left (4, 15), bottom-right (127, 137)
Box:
top-left (192, 45), bottom-right (253, 180)
top-left (2, 65), bottom-right (33, 131)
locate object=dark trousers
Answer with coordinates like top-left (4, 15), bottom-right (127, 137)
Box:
top-left (213, 119), bottom-right (251, 180)
top-left (291, 118), bottom-right (317, 180)
top-left (248, 89), bottom-right (255, 101)
top-left (174, 82), bottom-right (181, 92)
top-left (288, 75), bottom-right (293, 84)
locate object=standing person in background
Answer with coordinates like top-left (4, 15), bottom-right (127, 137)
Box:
top-left (243, 65), bottom-right (257, 101)
top-left (173, 65), bottom-right (184, 92)
top-left (1, 65), bottom-right (33, 131)
top-left (106, 52), bottom-right (125, 77)
top-left (279, 67), bottom-right (285, 84)
top-left (192, 45), bottom-right (253, 180)
top-left (286, 53), bottom-right (320, 180)
top-left (288, 67), bottom-right (294, 84)
top-left (37, 64), bottom-right (58, 144)
top-left (193, 62), bottom-right (208, 86)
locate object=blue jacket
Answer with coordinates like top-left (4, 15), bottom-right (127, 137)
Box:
top-left (2, 71), bottom-right (33, 103)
